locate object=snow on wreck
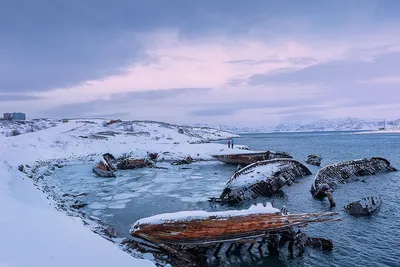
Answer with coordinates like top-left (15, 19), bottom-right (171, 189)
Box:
top-left (211, 159), bottom-right (312, 204)
top-left (130, 203), bottom-right (340, 262)
top-left (311, 157), bottom-right (397, 208)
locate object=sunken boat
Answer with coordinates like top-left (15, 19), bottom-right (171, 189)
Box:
top-left (211, 159), bottom-right (312, 204)
top-left (92, 164), bottom-right (116, 178)
top-left (92, 153), bottom-right (117, 178)
top-left (211, 150), bottom-right (292, 165)
top-left (130, 203), bottom-right (339, 246)
top-left (344, 196), bottom-right (382, 216)
top-left (117, 158), bottom-right (154, 170)
top-left (311, 157), bottom-right (396, 207)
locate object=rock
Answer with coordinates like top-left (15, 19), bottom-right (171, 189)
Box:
top-left (148, 153), bottom-right (158, 160)
top-left (18, 165), bottom-right (24, 172)
top-left (102, 226), bottom-right (119, 239)
top-left (71, 200), bottom-right (88, 209)
top-left (306, 154), bottom-right (322, 166)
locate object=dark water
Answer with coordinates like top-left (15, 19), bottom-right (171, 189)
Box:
top-left (51, 131), bottom-right (400, 267)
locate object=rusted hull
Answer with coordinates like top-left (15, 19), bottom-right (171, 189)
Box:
top-left (212, 151), bottom-right (292, 165)
top-left (131, 212), bottom-right (339, 245)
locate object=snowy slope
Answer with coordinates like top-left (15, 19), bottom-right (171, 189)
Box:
top-left (223, 118), bottom-right (400, 133)
top-left (0, 119), bottom-right (242, 267)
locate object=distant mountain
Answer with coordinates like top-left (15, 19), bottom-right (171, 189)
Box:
top-left (218, 118), bottom-right (400, 134)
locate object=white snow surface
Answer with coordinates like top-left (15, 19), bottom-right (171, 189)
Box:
top-left (227, 163), bottom-right (281, 189)
top-left (131, 203), bottom-right (280, 231)
top-left (0, 119), bottom-right (241, 267)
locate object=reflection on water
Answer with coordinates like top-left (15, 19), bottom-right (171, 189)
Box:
top-left (50, 132), bottom-right (400, 267)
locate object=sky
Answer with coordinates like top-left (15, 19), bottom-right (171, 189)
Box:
top-left (1, 0), bottom-right (400, 127)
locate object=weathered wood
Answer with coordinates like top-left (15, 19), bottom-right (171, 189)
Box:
top-left (116, 158), bottom-right (153, 170)
top-left (211, 151), bottom-right (292, 165)
top-left (131, 209), bottom-right (339, 245)
top-left (311, 157), bottom-right (396, 206)
top-left (344, 196), bottom-right (382, 216)
top-left (93, 153), bottom-right (117, 177)
top-left (214, 159), bottom-right (312, 204)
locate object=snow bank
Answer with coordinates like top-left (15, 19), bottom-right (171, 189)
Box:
top-left (0, 163), bottom-right (154, 267)
top-left (0, 119), bottom-right (242, 267)
top-left (131, 203), bottom-right (280, 232)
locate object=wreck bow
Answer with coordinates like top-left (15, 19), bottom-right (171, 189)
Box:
top-left (214, 159), bottom-right (312, 204)
top-left (130, 203), bottom-right (340, 246)
top-left (311, 157), bottom-right (396, 207)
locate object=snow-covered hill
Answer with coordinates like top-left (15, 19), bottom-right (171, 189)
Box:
top-left (222, 118), bottom-right (400, 133)
top-left (0, 118), bottom-right (58, 136)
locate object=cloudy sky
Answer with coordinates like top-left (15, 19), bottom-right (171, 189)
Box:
top-left (1, 0), bottom-right (400, 126)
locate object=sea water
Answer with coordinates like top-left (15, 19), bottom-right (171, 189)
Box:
top-left (50, 131), bottom-right (400, 267)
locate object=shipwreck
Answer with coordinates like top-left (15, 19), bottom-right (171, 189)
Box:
top-left (116, 158), bottom-right (154, 170)
top-left (344, 196), bottom-right (382, 216)
top-left (211, 150), bottom-right (292, 165)
top-left (130, 203), bottom-right (340, 264)
top-left (311, 157), bottom-right (396, 207)
top-left (211, 159), bottom-right (312, 204)
top-left (92, 153), bottom-right (117, 178)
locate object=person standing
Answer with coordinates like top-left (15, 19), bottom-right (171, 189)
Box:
top-left (231, 139), bottom-right (234, 149)
top-left (228, 140), bottom-right (231, 148)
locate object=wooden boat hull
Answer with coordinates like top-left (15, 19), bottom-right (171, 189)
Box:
top-left (92, 167), bottom-right (116, 178)
top-left (130, 205), bottom-right (339, 245)
top-left (211, 151), bottom-right (292, 165)
top-left (311, 158), bottom-right (396, 206)
top-left (217, 159), bottom-right (311, 203)
top-left (344, 196), bottom-right (382, 216)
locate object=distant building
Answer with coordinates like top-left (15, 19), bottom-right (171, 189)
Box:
top-left (3, 112), bottom-right (26, 120)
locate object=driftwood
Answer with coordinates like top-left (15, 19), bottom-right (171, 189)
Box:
top-left (344, 196), bottom-right (382, 216)
top-left (311, 157), bottom-right (396, 207)
top-left (211, 151), bottom-right (292, 165)
top-left (212, 159), bottom-right (312, 204)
